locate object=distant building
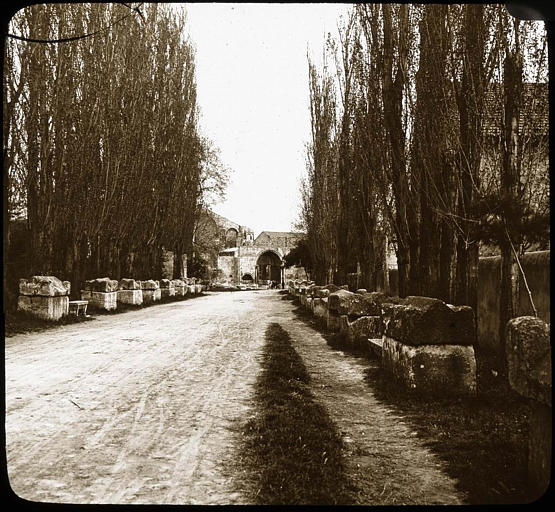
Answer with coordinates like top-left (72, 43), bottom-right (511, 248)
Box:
top-left (194, 210), bottom-right (305, 285)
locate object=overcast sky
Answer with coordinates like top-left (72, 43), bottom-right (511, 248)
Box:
top-left (183, 3), bottom-right (350, 237)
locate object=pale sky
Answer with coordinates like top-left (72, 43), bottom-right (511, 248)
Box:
top-left (183, 3), bottom-right (351, 237)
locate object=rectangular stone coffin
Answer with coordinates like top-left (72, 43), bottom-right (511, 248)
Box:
top-left (327, 310), bottom-right (341, 332)
top-left (117, 289), bottom-right (143, 306)
top-left (172, 280), bottom-right (187, 297)
top-left (118, 278), bottom-right (140, 290)
top-left (340, 315), bottom-right (383, 351)
top-left (142, 289), bottom-right (161, 304)
top-left (86, 291), bottom-right (117, 311)
top-left (159, 279), bottom-right (176, 299)
top-left (505, 316), bottom-right (551, 499)
top-left (140, 280), bottom-right (161, 304)
top-left (384, 296), bottom-right (475, 346)
top-left (83, 277), bottom-right (118, 293)
top-left (313, 298), bottom-right (328, 320)
top-left (382, 337), bottom-right (476, 396)
top-left (19, 275), bottom-right (71, 297)
top-left (18, 295), bottom-right (69, 321)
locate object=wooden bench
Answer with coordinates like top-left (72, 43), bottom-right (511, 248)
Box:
top-left (69, 300), bottom-right (88, 316)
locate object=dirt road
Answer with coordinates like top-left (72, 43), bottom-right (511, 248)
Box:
top-left (6, 291), bottom-right (280, 504)
top-left (5, 290), bottom-right (462, 505)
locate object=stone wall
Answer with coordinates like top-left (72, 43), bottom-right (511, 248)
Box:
top-left (217, 253), bottom-right (237, 283)
top-left (237, 245), bottom-right (258, 281)
top-left (478, 251), bottom-right (550, 354)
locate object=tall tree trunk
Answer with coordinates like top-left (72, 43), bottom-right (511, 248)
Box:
top-left (499, 45), bottom-right (523, 369)
top-left (454, 4), bottom-right (485, 314)
top-left (382, 3), bottom-right (411, 297)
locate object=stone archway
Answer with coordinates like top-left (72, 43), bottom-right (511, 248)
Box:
top-left (255, 250), bottom-right (283, 285)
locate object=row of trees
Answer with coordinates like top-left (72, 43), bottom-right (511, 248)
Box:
top-left (299, 4), bottom-right (548, 330)
top-left (4, 3), bottom-right (227, 301)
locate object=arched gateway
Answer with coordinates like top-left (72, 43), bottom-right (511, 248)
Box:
top-left (255, 250), bottom-right (283, 285)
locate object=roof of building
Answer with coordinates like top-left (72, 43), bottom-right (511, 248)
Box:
top-left (254, 231), bottom-right (306, 248)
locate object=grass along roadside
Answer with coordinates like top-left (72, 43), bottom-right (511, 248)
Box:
top-left (289, 296), bottom-right (533, 504)
top-left (237, 322), bottom-right (358, 505)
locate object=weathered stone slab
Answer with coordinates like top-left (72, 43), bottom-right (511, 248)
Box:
top-left (323, 283), bottom-right (341, 293)
top-left (365, 338), bottom-right (384, 358)
top-left (327, 311), bottom-right (341, 332)
top-left (384, 296), bottom-right (475, 346)
top-left (87, 291), bottom-right (117, 311)
top-left (84, 277), bottom-right (118, 293)
top-left (382, 337), bottom-right (476, 395)
top-left (195, 284), bottom-right (202, 294)
top-left (159, 279), bottom-right (176, 298)
top-left (339, 315), bottom-right (383, 349)
top-left (314, 288), bottom-right (330, 298)
top-left (118, 278), bottom-right (140, 290)
top-left (19, 276), bottom-right (70, 297)
top-left (140, 280), bottom-right (159, 290)
top-left (172, 280), bottom-right (187, 297)
top-left (142, 288), bottom-right (161, 304)
top-left (328, 289), bottom-right (356, 312)
top-left (351, 315), bottom-right (384, 341)
top-left (506, 316), bottom-right (551, 407)
top-left (327, 289), bottom-right (387, 317)
top-left (306, 284), bottom-right (319, 297)
top-left (160, 287), bottom-right (176, 299)
top-left (313, 298), bottom-right (328, 319)
top-left (18, 295), bottom-right (69, 320)
top-left (506, 318), bottom-right (551, 499)
top-left (117, 289), bottom-right (143, 306)
top-left (187, 285), bottom-right (195, 294)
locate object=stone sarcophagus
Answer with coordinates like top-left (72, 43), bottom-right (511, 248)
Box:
top-left (381, 296), bottom-right (477, 396)
top-left (172, 279), bottom-right (187, 297)
top-left (159, 279), bottom-right (176, 299)
top-left (81, 277), bottom-right (118, 311)
top-left (117, 278), bottom-right (143, 306)
top-left (140, 280), bottom-right (161, 304)
top-left (18, 276), bottom-right (71, 321)
top-left (506, 316), bottom-right (551, 499)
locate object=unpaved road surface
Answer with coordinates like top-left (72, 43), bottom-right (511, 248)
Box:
top-left (6, 291), bottom-right (280, 504)
top-left (6, 290), bottom-right (463, 505)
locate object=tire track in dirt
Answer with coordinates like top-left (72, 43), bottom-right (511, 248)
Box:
top-left (5, 291), bottom-right (273, 504)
